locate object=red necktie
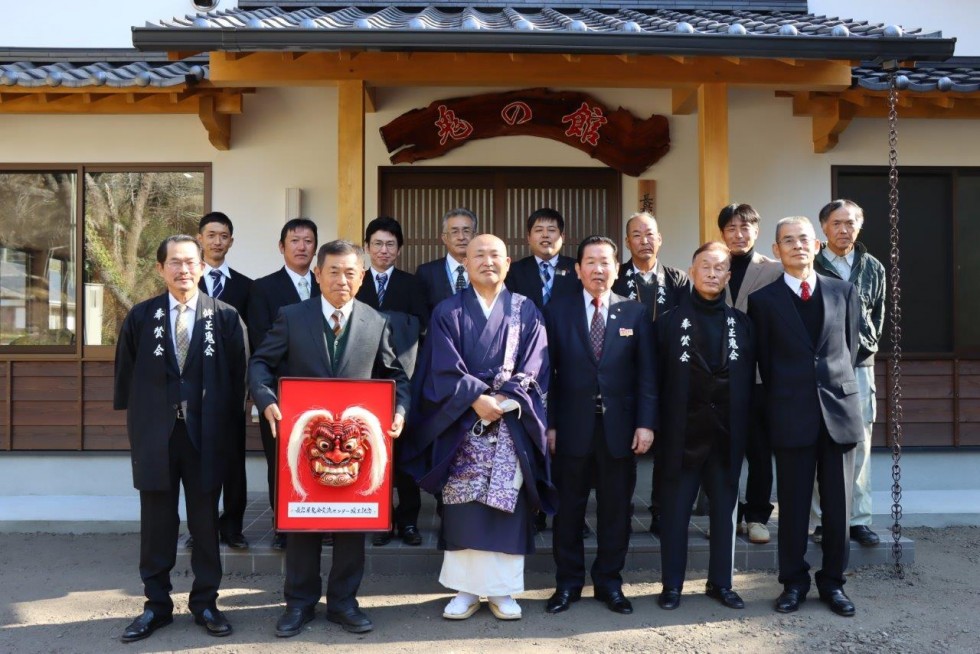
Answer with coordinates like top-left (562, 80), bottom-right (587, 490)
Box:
top-left (800, 280), bottom-right (811, 301)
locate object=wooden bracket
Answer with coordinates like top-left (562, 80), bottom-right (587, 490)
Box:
top-left (198, 95), bottom-right (231, 150)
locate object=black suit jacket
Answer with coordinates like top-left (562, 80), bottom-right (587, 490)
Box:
top-left (415, 257), bottom-right (457, 314)
top-left (249, 298), bottom-right (410, 418)
top-left (612, 260), bottom-right (688, 322)
top-left (545, 292), bottom-right (658, 459)
top-left (247, 267), bottom-right (312, 352)
top-left (198, 266), bottom-right (253, 324)
top-left (504, 254), bottom-right (582, 310)
top-left (356, 268), bottom-right (428, 376)
top-left (114, 293), bottom-right (248, 492)
top-left (748, 276), bottom-right (863, 448)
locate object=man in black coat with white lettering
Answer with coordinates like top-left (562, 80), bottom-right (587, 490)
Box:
top-left (748, 216), bottom-right (863, 618)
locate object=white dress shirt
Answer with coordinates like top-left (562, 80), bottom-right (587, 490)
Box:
top-left (284, 266), bottom-right (314, 300)
top-left (202, 261), bottom-right (231, 295)
top-left (783, 271), bottom-right (819, 298)
top-left (446, 254), bottom-right (469, 291)
top-left (370, 265), bottom-right (396, 295)
top-left (584, 289), bottom-right (611, 329)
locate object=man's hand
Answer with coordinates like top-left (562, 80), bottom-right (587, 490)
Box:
top-left (264, 403), bottom-right (282, 438)
top-left (472, 394), bottom-right (504, 422)
top-left (388, 413), bottom-right (405, 439)
top-left (546, 428), bottom-right (557, 455)
top-left (632, 428), bottom-right (655, 455)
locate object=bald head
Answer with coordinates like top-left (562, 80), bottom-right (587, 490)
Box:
top-left (465, 234), bottom-right (510, 293)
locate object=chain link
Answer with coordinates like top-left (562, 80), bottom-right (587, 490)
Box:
top-left (886, 71), bottom-right (904, 578)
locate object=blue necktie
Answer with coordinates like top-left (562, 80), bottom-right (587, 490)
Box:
top-left (454, 265), bottom-right (467, 293)
top-left (209, 270), bottom-right (224, 299)
top-left (540, 261), bottom-right (553, 305)
top-left (376, 272), bottom-right (388, 306)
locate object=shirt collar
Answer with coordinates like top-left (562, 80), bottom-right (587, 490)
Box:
top-left (783, 271), bottom-right (818, 295)
top-left (283, 266), bottom-right (311, 286)
top-left (168, 291), bottom-right (199, 311)
top-left (475, 289), bottom-right (503, 318)
top-left (632, 260), bottom-right (659, 280)
top-left (446, 254), bottom-right (466, 274)
top-left (321, 296), bottom-right (355, 321)
top-left (371, 265), bottom-right (395, 278)
top-left (535, 254), bottom-right (560, 268)
top-left (203, 261), bottom-right (231, 279)
top-left (583, 289), bottom-right (611, 308)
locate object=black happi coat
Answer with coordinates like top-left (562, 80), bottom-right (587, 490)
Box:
top-left (114, 292), bottom-right (248, 492)
top-left (612, 259), bottom-right (689, 322)
top-left (654, 292), bottom-right (755, 483)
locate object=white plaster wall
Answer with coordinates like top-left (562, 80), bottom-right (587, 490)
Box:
top-left (1, 0), bottom-right (233, 49)
top-left (809, 0), bottom-right (979, 56)
top-left (0, 87), bottom-right (338, 278)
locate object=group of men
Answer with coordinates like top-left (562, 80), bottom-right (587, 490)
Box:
top-left (113, 197), bottom-right (885, 642)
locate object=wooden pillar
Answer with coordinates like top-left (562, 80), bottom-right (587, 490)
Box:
top-left (337, 80), bottom-right (365, 242)
top-left (697, 83), bottom-right (729, 243)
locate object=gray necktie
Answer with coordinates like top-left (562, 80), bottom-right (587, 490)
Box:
top-left (297, 277), bottom-right (311, 300)
top-left (175, 304), bottom-right (191, 370)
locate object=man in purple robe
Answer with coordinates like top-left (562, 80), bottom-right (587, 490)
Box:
top-left (402, 234), bottom-right (553, 622)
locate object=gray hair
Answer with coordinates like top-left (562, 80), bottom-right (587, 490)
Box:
top-left (316, 240), bottom-right (365, 268)
top-left (774, 216), bottom-right (816, 241)
top-left (818, 199), bottom-right (865, 229)
top-left (625, 211), bottom-right (658, 233)
top-left (441, 207), bottom-right (478, 233)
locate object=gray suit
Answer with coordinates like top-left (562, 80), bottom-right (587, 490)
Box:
top-left (725, 251), bottom-right (782, 313)
top-left (248, 297), bottom-right (409, 613)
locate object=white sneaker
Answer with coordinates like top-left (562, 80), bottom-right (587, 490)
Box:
top-left (747, 522), bottom-right (771, 544)
top-left (443, 592), bottom-right (481, 620)
top-left (488, 595), bottom-right (522, 620)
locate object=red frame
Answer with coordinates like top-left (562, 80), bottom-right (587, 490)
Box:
top-left (274, 378), bottom-right (395, 532)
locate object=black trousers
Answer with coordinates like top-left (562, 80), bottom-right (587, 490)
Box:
top-left (774, 424), bottom-right (855, 593)
top-left (741, 384), bottom-right (774, 524)
top-left (284, 532), bottom-right (365, 613)
top-left (139, 420), bottom-right (222, 616)
top-left (259, 416), bottom-right (277, 511)
top-left (553, 422), bottom-right (634, 593)
top-left (392, 440), bottom-right (422, 530)
top-left (647, 444), bottom-right (662, 518)
top-left (218, 414), bottom-right (248, 536)
top-left (660, 446), bottom-right (738, 590)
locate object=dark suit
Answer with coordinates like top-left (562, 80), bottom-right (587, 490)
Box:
top-left (748, 275), bottom-right (862, 594)
top-left (199, 266), bottom-right (253, 538)
top-left (725, 251), bottom-right (782, 525)
top-left (545, 292), bottom-right (657, 594)
top-left (249, 297), bottom-right (409, 613)
top-left (356, 267), bottom-right (427, 531)
top-left (611, 259), bottom-right (687, 519)
top-left (504, 254), bottom-right (581, 310)
top-left (114, 292), bottom-right (247, 616)
top-left (415, 257), bottom-right (458, 314)
top-left (247, 266), bottom-right (313, 508)
top-left (655, 292), bottom-right (755, 590)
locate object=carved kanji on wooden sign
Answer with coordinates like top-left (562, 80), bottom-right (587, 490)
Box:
top-left (379, 88), bottom-right (670, 177)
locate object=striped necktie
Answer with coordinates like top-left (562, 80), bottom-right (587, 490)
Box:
top-left (540, 261), bottom-right (552, 305)
top-left (209, 269), bottom-right (224, 299)
top-left (376, 272), bottom-right (388, 306)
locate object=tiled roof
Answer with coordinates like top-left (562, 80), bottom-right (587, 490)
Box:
top-left (239, 1), bottom-right (809, 9)
top-left (853, 58), bottom-right (980, 93)
top-left (133, 5), bottom-right (954, 61)
top-left (0, 56), bottom-right (206, 89)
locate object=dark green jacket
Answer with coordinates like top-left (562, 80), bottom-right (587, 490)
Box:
top-left (815, 242), bottom-right (885, 367)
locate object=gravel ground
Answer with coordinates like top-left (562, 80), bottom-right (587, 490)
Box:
top-left (0, 527), bottom-right (978, 653)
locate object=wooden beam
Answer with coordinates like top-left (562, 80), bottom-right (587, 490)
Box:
top-left (697, 83), bottom-right (728, 243)
top-left (168, 51), bottom-right (202, 61)
top-left (776, 58), bottom-right (803, 67)
top-left (337, 79), bottom-right (365, 243)
top-left (671, 86), bottom-right (699, 115)
top-left (364, 86), bottom-right (377, 113)
top-left (811, 98), bottom-right (855, 153)
top-left (207, 51), bottom-right (854, 91)
top-left (0, 89), bottom-right (249, 115)
top-left (721, 56), bottom-right (741, 66)
top-left (930, 95), bottom-right (955, 109)
top-left (198, 95), bottom-right (231, 150)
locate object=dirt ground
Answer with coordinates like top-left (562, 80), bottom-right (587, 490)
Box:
top-left (0, 527), bottom-right (977, 654)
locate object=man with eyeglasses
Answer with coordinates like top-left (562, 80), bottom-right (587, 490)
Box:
top-left (114, 235), bottom-right (248, 642)
top-left (748, 216), bottom-right (864, 618)
top-left (415, 208), bottom-right (478, 314)
top-left (356, 216), bottom-right (428, 547)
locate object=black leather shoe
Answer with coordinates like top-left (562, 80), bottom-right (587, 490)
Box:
top-left (327, 607), bottom-right (374, 633)
top-left (648, 514), bottom-right (661, 536)
top-left (400, 525), bottom-right (423, 546)
top-left (372, 530), bottom-right (393, 546)
top-left (594, 589), bottom-right (633, 614)
top-left (275, 606), bottom-right (315, 638)
top-left (220, 532), bottom-right (249, 550)
top-left (775, 588), bottom-right (807, 613)
top-left (658, 588), bottom-right (681, 610)
top-left (850, 525), bottom-right (881, 547)
top-left (194, 607), bottom-right (233, 637)
top-left (545, 588), bottom-right (582, 614)
top-left (811, 526), bottom-right (823, 544)
top-left (184, 535), bottom-right (194, 549)
top-left (121, 609), bottom-right (173, 643)
top-left (322, 533), bottom-right (334, 547)
top-left (271, 532), bottom-right (287, 551)
top-left (705, 582), bottom-right (745, 609)
top-left (819, 588), bottom-right (856, 617)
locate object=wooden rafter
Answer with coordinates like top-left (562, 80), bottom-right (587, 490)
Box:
top-left (206, 51), bottom-right (853, 91)
top-left (671, 86), bottom-right (699, 115)
top-left (778, 89), bottom-right (980, 151)
top-left (198, 94), bottom-right (231, 150)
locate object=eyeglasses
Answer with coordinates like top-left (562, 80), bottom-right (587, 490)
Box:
top-left (778, 235), bottom-right (812, 247)
top-left (443, 228), bottom-right (474, 238)
top-left (165, 258), bottom-right (201, 271)
top-left (369, 240), bottom-right (399, 251)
